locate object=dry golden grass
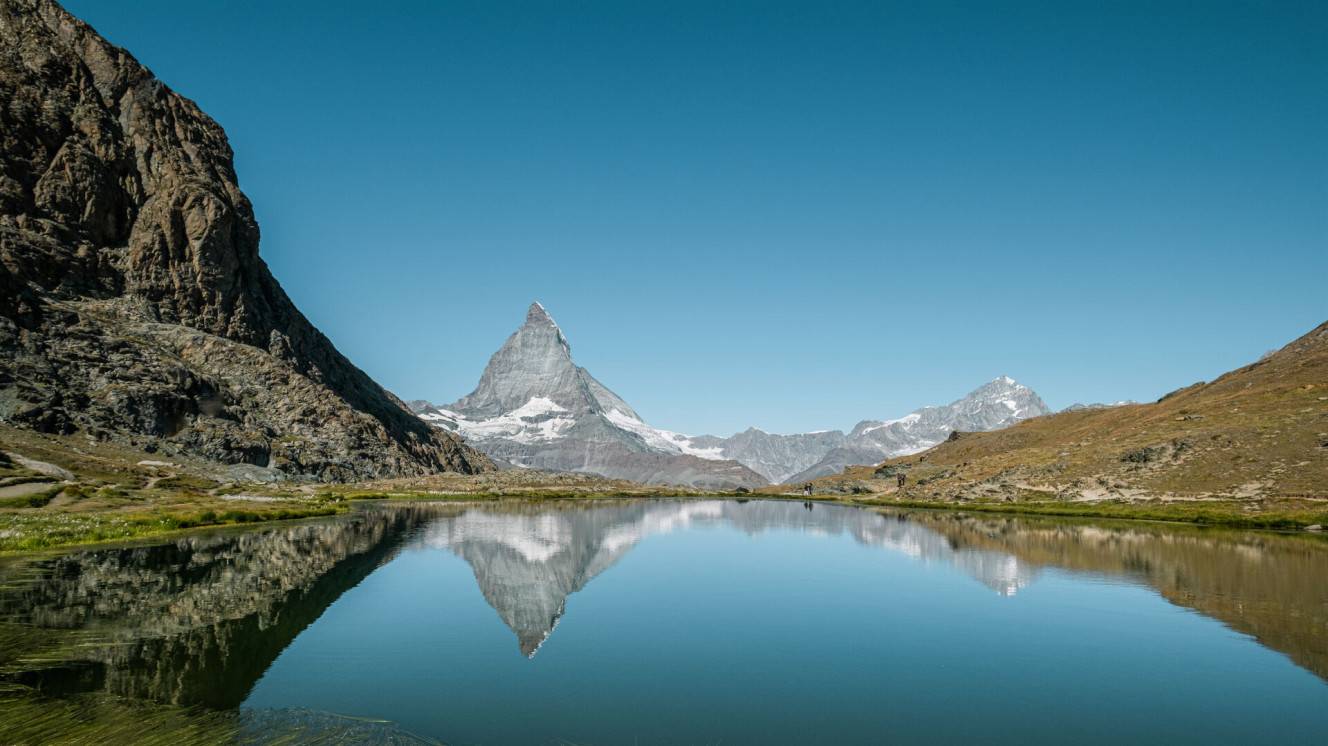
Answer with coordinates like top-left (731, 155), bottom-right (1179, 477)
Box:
top-left (780, 321), bottom-right (1328, 519)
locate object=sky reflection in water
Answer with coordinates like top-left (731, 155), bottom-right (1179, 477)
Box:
top-left (3, 500), bottom-right (1326, 744)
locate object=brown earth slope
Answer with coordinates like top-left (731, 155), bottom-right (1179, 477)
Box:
top-left (0, 0), bottom-right (491, 480)
top-left (811, 320), bottom-right (1328, 504)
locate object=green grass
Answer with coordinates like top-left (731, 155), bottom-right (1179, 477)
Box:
top-left (858, 497), bottom-right (1328, 530)
top-left (0, 503), bottom-right (348, 554)
top-left (310, 487), bottom-right (735, 504)
top-left (151, 475), bottom-right (223, 492)
top-left (0, 689), bottom-right (439, 745)
top-left (3, 483), bottom-right (1320, 556)
top-left (0, 694), bottom-right (240, 746)
top-left (0, 487), bottom-right (759, 561)
top-left (0, 619), bottom-right (435, 744)
top-left (0, 485), bottom-right (65, 509)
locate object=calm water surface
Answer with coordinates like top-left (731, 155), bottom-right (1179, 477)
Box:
top-left (2, 499), bottom-right (1326, 744)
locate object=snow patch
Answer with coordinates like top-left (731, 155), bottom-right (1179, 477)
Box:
top-left (861, 412), bottom-right (922, 434)
top-left (423, 397), bottom-right (575, 444)
top-left (603, 409), bottom-right (727, 460)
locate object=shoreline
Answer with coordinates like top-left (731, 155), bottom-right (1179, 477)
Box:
top-left (836, 495), bottom-right (1328, 531)
top-left (3, 489), bottom-right (1325, 557)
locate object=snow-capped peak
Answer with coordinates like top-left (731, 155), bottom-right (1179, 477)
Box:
top-left (411, 302), bottom-right (765, 488)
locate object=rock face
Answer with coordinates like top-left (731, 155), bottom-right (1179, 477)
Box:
top-left (693, 376), bottom-right (1051, 483)
top-left (412, 303), bottom-right (766, 489)
top-left (0, 0), bottom-right (491, 480)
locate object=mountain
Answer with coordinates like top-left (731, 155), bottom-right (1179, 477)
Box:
top-left (412, 303), bottom-right (765, 489)
top-left (834, 320), bottom-right (1328, 502)
top-left (413, 302), bottom-right (1048, 487)
top-left (689, 377), bottom-right (1051, 484)
top-left (685, 428), bottom-right (850, 484)
top-left (788, 376), bottom-right (1050, 482)
top-left (0, 0), bottom-right (491, 480)
top-left (1061, 400), bottom-right (1139, 412)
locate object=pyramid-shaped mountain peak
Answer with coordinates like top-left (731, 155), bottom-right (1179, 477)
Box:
top-left (415, 304), bottom-right (768, 489)
top-left (526, 301), bottom-right (554, 325)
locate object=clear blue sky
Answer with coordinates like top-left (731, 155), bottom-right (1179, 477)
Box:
top-left (64, 1), bottom-right (1326, 436)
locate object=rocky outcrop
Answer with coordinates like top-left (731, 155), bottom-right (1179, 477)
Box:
top-left (413, 303), bottom-right (766, 489)
top-left (0, 0), bottom-right (491, 480)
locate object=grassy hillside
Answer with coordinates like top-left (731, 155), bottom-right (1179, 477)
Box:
top-left (0, 424), bottom-right (727, 552)
top-left (792, 321), bottom-right (1328, 520)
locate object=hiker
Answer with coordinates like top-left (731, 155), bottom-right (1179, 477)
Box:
top-left (897, 473), bottom-right (906, 489)
top-left (804, 483), bottom-right (812, 496)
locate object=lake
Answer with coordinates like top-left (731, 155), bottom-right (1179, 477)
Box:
top-left (1, 499), bottom-right (1326, 744)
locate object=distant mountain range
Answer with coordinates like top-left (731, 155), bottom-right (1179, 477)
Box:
top-left (1061, 401), bottom-right (1139, 412)
top-left (411, 303), bottom-right (1050, 487)
top-left (691, 376), bottom-right (1050, 483)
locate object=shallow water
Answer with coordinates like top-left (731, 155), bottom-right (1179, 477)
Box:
top-left (2, 499), bottom-right (1326, 744)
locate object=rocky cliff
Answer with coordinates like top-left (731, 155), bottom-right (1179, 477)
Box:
top-left (0, 0), bottom-right (491, 480)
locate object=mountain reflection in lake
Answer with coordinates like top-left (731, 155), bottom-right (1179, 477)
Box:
top-left (423, 500), bottom-right (1041, 656)
top-left (2, 499), bottom-right (1326, 744)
